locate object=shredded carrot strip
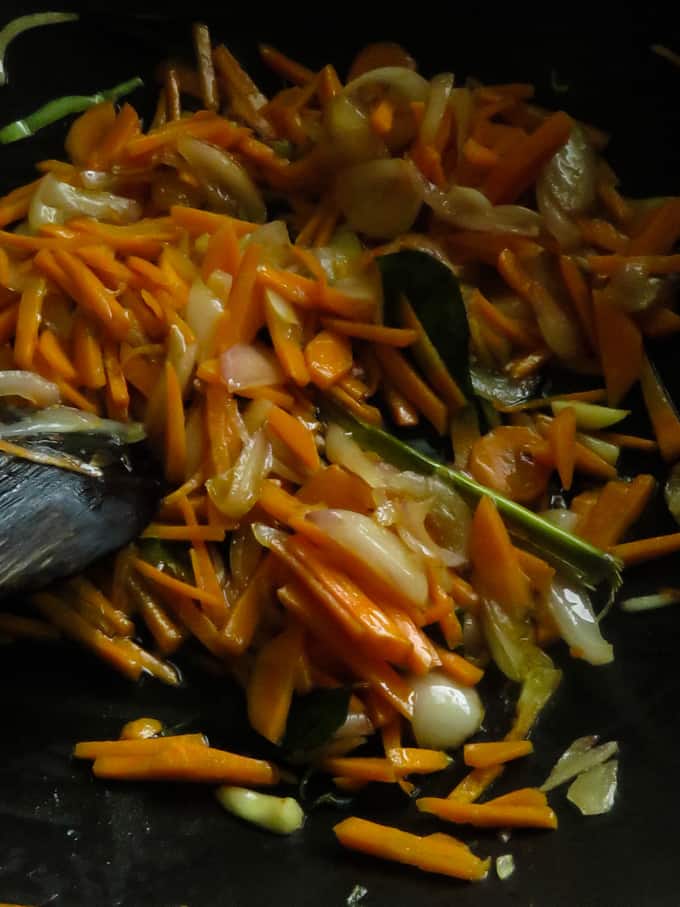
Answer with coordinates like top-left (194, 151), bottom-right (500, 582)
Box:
top-left (469, 496), bottom-right (530, 617)
top-left (558, 255), bottom-right (596, 350)
top-left (164, 361), bottom-right (187, 483)
top-left (223, 557), bottom-right (274, 655)
top-left (463, 740), bottom-right (534, 769)
top-left (320, 318), bottom-right (417, 347)
top-left (548, 405), bottom-right (576, 490)
top-left (627, 198), bottom-right (680, 256)
top-left (370, 98), bottom-right (394, 137)
top-left (417, 796), bottom-right (557, 829)
top-left (266, 404), bottom-right (320, 471)
top-left (578, 475), bottom-right (655, 548)
top-left (640, 354), bottom-right (680, 462)
top-left (201, 220), bottom-right (241, 279)
top-left (247, 624), bottom-right (304, 744)
top-left (13, 276), bottom-right (46, 370)
top-left (74, 735), bottom-right (207, 759)
top-left (170, 204), bottom-right (257, 238)
top-left (333, 817), bottom-right (490, 881)
top-left (132, 558), bottom-right (225, 610)
top-left (434, 645), bottom-right (485, 686)
top-left (373, 345), bottom-right (448, 434)
top-left (304, 329), bottom-right (353, 389)
top-left (612, 532), bottom-right (680, 566)
top-left (214, 242), bottom-right (263, 350)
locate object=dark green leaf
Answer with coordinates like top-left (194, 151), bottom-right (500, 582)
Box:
top-left (137, 538), bottom-right (192, 582)
top-left (322, 400), bottom-right (622, 599)
top-left (282, 687), bottom-right (352, 754)
top-left (378, 250), bottom-right (472, 398)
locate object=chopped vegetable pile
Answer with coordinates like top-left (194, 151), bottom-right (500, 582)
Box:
top-left (0, 20), bottom-right (679, 885)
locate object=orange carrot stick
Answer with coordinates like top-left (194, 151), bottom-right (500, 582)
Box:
top-left (577, 475), bottom-right (655, 548)
top-left (463, 740), bottom-right (534, 769)
top-left (592, 290), bottom-right (642, 405)
top-left (373, 345), bottom-right (448, 434)
top-left (266, 404), bottom-right (320, 471)
top-left (14, 276), bottom-right (47, 370)
top-left (417, 796), bottom-right (558, 829)
top-left (447, 765), bottom-right (505, 803)
top-left (333, 817), bottom-right (490, 882)
top-left (92, 741), bottom-right (279, 785)
top-left (72, 316), bottom-right (106, 389)
top-left (434, 645), bottom-right (485, 687)
top-left (223, 557), bottom-right (274, 655)
top-left (612, 533), bottom-right (680, 566)
top-left (74, 735), bottom-right (207, 760)
top-left (304, 329), bottom-right (353, 389)
top-left (164, 361), bottom-right (187, 483)
top-left (132, 558), bottom-right (225, 611)
top-left (259, 43), bottom-right (315, 85)
top-left (297, 464), bottom-right (374, 513)
top-left (469, 497), bottom-right (530, 617)
top-left (558, 255), bottom-right (596, 349)
top-left (548, 404), bottom-right (576, 490)
top-left (588, 253), bottom-right (680, 275)
top-left (38, 329), bottom-right (77, 382)
top-left (627, 198), bottom-right (680, 255)
top-left (247, 624), bottom-right (304, 744)
top-left (201, 220), bottom-right (241, 279)
top-left (320, 318), bottom-right (418, 347)
top-left (214, 242), bottom-right (263, 350)
top-left (483, 787), bottom-right (548, 809)
top-left (640, 354), bottom-right (680, 462)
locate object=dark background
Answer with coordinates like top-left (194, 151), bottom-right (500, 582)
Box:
top-left (0, 4), bottom-right (679, 906)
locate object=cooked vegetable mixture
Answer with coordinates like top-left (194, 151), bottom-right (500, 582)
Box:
top-left (0, 21), bottom-right (679, 883)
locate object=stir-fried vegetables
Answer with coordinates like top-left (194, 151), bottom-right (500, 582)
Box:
top-left (0, 23), bottom-right (678, 886)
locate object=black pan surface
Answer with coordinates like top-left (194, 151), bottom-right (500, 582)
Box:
top-left (0, 5), bottom-right (679, 905)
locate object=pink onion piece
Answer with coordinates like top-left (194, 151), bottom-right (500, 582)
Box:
top-left (220, 344), bottom-right (284, 392)
top-left (307, 508), bottom-right (429, 609)
top-left (0, 370), bottom-right (60, 406)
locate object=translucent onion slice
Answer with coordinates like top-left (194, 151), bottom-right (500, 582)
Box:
top-left (536, 177), bottom-right (582, 250)
top-left (29, 173), bottom-right (141, 232)
top-left (496, 855), bottom-right (516, 881)
top-left (343, 66), bottom-right (430, 152)
top-left (167, 324), bottom-right (197, 395)
top-left (0, 370), bottom-right (60, 406)
top-left (620, 591), bottom-right (680, 612)
top-left (576, 432), bottom-right (620, 466)
top-left (567, 759), bottom-right (618, 815)
top-left (394, 497), bottom-right (466, 569)
top-left (422, 182), bottom-right (543, 236)
top-left (325, 94), bottom-right (388, 164)
top-left (335, 158), bottom-right (424, 239)
top-left (243, 220), bottom-right (292, 268)
top-left (541, 736), bottom-right (619, 791)
top-left (220, 343), bottom-right (284, 392)
top-left (410, 671), bottom-right (483, 749)
top-left (325, 423), bottom-right (385, 487)
top-left (307, 508), bottom-right (429, 609)
top-left (420, 72), bottom-right (454, 146)
top-left (215, 786), bottom-right (304, 835)
top-left (539, 508), bottom-right (579, 533)
top-left (666, 462), bottom-right (680, 525)
top-left (206, 429), bottom-right (272, 520)
top-left (177, 136), bottom-right (266, 223)
top-left (551, 400), bottom-right (629, 430)
top-left (547, 577), bottom-right (614, 665)
top-left (539, 126), bottom-right (597, 215)
top-left (186, 279), bottom-right (225, 362)
top-left (0, 403), bottom-right (145, 441)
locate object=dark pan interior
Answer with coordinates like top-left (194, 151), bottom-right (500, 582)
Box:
top-left (0, 4), bottom-right (679, 906)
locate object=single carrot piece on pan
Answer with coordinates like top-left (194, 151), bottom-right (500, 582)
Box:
top-left (463, 739), bottom-right (534, 769)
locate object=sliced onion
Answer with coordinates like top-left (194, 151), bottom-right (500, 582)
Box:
top-left (186, 279), bottom-right (225, 362)
top-left (576, 432), bottom-right (620, 466)
top-left (539, 126), bottom-right (597, 215)
top-left (547, 577), bottom-right (614, 665)
top-left (324, 94), bottom-right (388, 164)
top-left (167, 324), bottom-right (197, 395)
top-left (177, 136), bottom-right (266, 223)
top-left (344, 66), bottom-right (430, 152)
top-left (620, 591), bottom-right (680, 612)
top-left (0, 404), bottom-right (144, 441)
top-left (539, 508), bottom-right (579, 532)
top-left (603, 261), bottom-right (668, 313)
top-left (29, 173), bottom-right (141, 232)
top-left (206, 429), bottom-right (272, 520)
top-left (229, 524), bottom-right (263, 592)
top-left (520, 255), bottom-right (585, 361)
top-left (220, 343), bottom-right (284, 392)
top-left (243, 220), bottom-right (292, 268)
top-left (420, 72), bottom-right (454, 146)
top-left (335, 158), bottom-right (424, 239)
top-left (496, 855), bottom-right (516, 881)
top-left (334, 710), bottom-right (375, 740)
top-left (395, 498), bottom-right (465, 569)
top-left (410, 671), bottom-right (483, 749)
top-left (307, 508), bottom-right (429, 609)
top-left (541, 736), bottom-right (619, 791)
top-left (551, 400), bottom-right (629, 430)
top-left (536, 177), bottom-right (582, 250)
top-left (423, 182), bottom-right (543, 237)
top-left (251, 522), bottom-right (289, 550)
top-left (567, 759), bottom-right (618, 815)
top-left (0, 370), bottom-right (60, 406)
top-left (206, 269), bottom-right (233, 300)
top-left (325, 423), bottom-right (385, 487)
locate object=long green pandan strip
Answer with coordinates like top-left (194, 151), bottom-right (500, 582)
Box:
top-left (323, 400), bottom-right (622, 601)
top-left (0, 12), bottom-right (79, 87)
top-left (0, 76), bottom-right (143, 144)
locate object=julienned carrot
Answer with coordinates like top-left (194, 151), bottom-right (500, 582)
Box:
top-left (257, 264), bottom-right (374, 319)
top-left (304, 329), bottom-right (353, 389)
top-left (32, 592), bottom-right (143, 681)
top-left (53, 250), bottom-right (130, 340)
top-left (417, 796), bottom-right (558, 829)
top-left (0, 612), bottom-right (60, 640)
top-left (640, 354), bottom-right (680, 462)
top-left (463, 739), bottom-right (534, 769)
top-left (592, 290), bottom-right (642, 406)
top-left (627, 198), bottom-right (680, 256)
top-left (259, 43), bottom-right (316, 85)
top-left (447, 765), bottom-right (505, 802)
top-left (132, 558), bottom-right (224, 611)
top-left (223, 557), bottom-right (274, 655)
top-left (398, 297), bottom-right (467, 411)
top-left (72, 316), bottom-right (106, 389)
top-left (434, 645), bottom-right (484, 686)
top-left (611, 533), bottom-right (680, 566)
top-left (482, 110), bottom-right (573, 204)
top-left (484, 787), bottom-right (548, 809)
top-left (67, 576), bottom-right (134, 637)
top-left (247, 624), bottom-right (303, 744)
top-left (577, 474), bottom-right (655, 548)
top-left (469, 425), bottom-right (551, 503)
top-left (92, 741), bottom-right (279, 785)
top-left (469, 497), bottom-right (530, 617)
top-left (127, 575), bottom-right (187, 655)
top-left (297, 464), bottom-right (374, 513)
top-left (38, 329), bottom-right (78, 382)
top-left (593, 430), bottom-right (657, 452)
top-left (142, 523), bottom-right (226, 542)
top-left (278, 583), bottom-right (414, 718)
top-left (164, 361), bottom-right (187, 483)
top-left (170, 205), bottom-right (257, 238)
top-left (327, 384), bottom-right (383, 425)
top-left (469, 288), bottom-right (537, 349)
top-left (265, 295), bottom-right (310, 387)
top-left (214, 241), bottom-right (263, 350)
top-left (266, 405), bottom-right (320, 472)
top-left (13, 276), bottom-right (46, 370)
top-left (323, 750), bottom-right (450, 782)
top-left (558, 255), bottom-right (596, 349)
top-left (370, 98), bottom-right (395, 137)
top-left (201, 220), bottom-right (241, 280)
top-left (533, 419), bottom-right (618, 480)
top-left (578, 217), bottom-right (629, 253)
top-left (373, 345), bottom-right (448, 435)
top-left (74, 734), bottom-right (207, 760)
top-left (333, 817), bottom-right (490, 882)
top-left (548, 404), bottom-right (576, 490)
top-left (320, 318), bottom-right (418, 347)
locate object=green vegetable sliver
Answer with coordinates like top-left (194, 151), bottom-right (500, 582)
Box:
top-left (0, 76), bottom-right (143, 144)
top-left (0, 12), bottom-right (79, 87)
